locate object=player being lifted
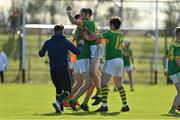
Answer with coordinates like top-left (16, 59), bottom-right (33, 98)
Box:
top-left (69, 8), bottom-right (92, 111)
top-left (66, 6), bottom-right (103, 106)
top-left (64, 13), bottom-right (86, 106)
top-left (89, 17), bottom-right (130, 112)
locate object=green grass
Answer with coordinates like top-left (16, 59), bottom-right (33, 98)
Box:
top-left (0, 84), bottom-right (180, 119)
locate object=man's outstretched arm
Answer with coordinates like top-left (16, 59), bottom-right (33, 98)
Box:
top-left (66, 6), bottom-right (81, 26)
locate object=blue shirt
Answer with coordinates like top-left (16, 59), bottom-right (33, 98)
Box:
top-left (39, 33), bottom-right (81, 69)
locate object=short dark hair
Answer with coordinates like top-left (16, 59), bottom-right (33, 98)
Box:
top-left (86, 8), bottom-right (92, 17)
top-left (109, 17), bottom-right (122, 29)
top-left (54, 25), bottom-right (64, 33)
top-left (74, 14), bottom-right (80, 20)
top-left (80, 8), bottom-right (87, 14)
top-left (175, 27), bottom-right (180, 35)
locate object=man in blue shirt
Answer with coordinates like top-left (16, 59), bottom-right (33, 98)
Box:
top-left (39, 25), bottom-right (81, 113)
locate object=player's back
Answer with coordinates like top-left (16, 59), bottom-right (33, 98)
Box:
top-left (102, 30), bottom-right (124, 60)
top-left (39, 34), bottom-right (81, 69)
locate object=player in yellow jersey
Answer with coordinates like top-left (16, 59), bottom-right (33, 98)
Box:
top-left (90, 17), bottom-right (130, 112)
top-left (162, 27), bottom-right (180, 114)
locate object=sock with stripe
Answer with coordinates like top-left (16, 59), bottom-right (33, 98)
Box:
top-left (101, 85), bottom-right (109, 105)
top-left (74, 95), bottom-right (81, 102)
top-left (96, 88), bottom-right (102, 97)
top-left (118, 86), bottom-right (127, 105)
top-left (82, 97), bottom-right (89, 105)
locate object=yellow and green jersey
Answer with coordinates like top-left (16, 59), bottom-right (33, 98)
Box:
top-left (81, 19), bottom-right (98, 45)
top-left (167, 41), bottom-right (180, 76)
top-left (123, 47), bottom-right (132, 66)
top-left (73, 28), bottom-right (90, 60)
top-left (101, 30), bottom-right (124, 60)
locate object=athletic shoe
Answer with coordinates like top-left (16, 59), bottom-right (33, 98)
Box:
top-left (80, 103), bottom-right (89, 111)
top-left (92, 96), bottom-right (102, 106)
top-left (95, 106), bottom-right (108, 112)
top-left (52, 102), bottom-right (61, 113)
top-left (121, 105), bottom-right (130, 112)
top-left (69, 99), bottom-right (78, 111)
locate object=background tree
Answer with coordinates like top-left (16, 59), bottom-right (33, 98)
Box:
top-left (27, 0), bottom-right (47, 24)
top-left (163, 1), bottom-right (180, 36)
top-left (49, 1), bottom-right (56, 24)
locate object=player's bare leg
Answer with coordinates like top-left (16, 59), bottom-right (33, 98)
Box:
top-left (91, 58), bottom-right (102, 105)
top-left (68, 73), bottom-right (84, 99)
top-left (169, 82), bottom-right (180, 114)
top-left (69, 72), bottom-right (92, 111)
top-left (127, 71), bottom-right (134, 91)
top-left (80, 81), bottom-right (96, 111)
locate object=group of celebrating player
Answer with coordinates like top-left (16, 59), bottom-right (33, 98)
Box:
top-left (39, 5), bottom-right (136, 114)
top-left (39, 5), bottom-right (180, 114)
top-left (64, 6), bottom-right (134, 112)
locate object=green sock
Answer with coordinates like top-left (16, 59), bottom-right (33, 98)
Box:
top-left (74, 95), bottom-right (80, 102)
top-left (96, 88), bottom-right (102, 97)
top-left (101, 85), bottom-right (109, 104)
top-left (118, 86), bottom-right (127, 105)
top-left (82, 97), bottom-right (89, 105)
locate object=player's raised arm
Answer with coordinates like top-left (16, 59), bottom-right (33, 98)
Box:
top-left (66, 6), bottom-right (81, 26)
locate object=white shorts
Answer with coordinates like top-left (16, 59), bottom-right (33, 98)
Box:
top-left (102, 58), bottom-right (124, 77)
top-left (90, 43), bottom-right (104, 59)
top-left (124, 66), bottom-right (133, 72)
top-left (77, 59), bottom-right (90, 73)
top-left (169, 72), bottom-right (180, 84)
top-left (72, 62), bottom-right (80, 74)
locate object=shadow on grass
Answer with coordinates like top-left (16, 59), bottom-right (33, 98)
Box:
top-left (34, 111), bottom-right (120, 116)
top-left (64, 111), bottom-right (120, 116)
top-left (99, 112), bottom-right (120, 116)
top-left (161, 113), bottom-right (180, 117)
top-left (34, 112), bottom-right (62, 116)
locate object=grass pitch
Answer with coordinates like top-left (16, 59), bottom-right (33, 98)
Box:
top-left (0, 84), bottom-right (180, 120)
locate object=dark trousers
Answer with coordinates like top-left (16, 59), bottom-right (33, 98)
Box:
top-left (50, 67), bottom-right (72, 103)
top-left (0, 71), bottom-right (4, 83)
